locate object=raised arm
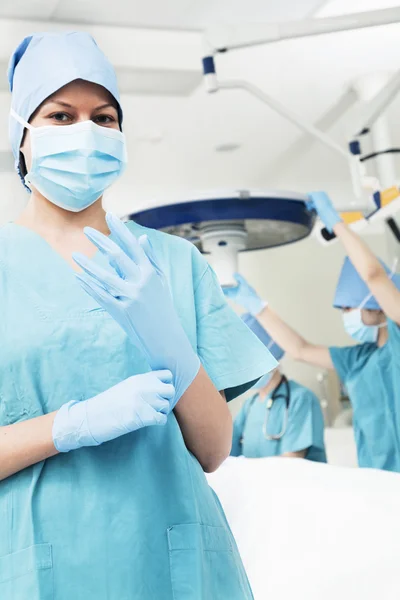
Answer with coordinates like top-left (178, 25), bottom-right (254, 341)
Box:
top-left (309, 191), bottom-right (400, 325)
top-left (224, 274), bottom-right (333, 370)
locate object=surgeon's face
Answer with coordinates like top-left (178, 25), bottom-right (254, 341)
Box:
top-left (20, 79), bottom-right (120, 174)
top-left (360, 309), bottom-right (386, 327)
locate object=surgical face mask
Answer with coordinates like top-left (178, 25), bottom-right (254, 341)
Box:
top-left (342, 309), bottom-right (380, 343)
top-left (341, 263), bottom-right (396, 343)
top-left (252, 371), bottom-right (273, 390)
top-left (11, 109), bottom-right (127, 212)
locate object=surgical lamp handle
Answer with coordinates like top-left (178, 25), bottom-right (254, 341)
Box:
top-left (317, 186), bottom-right (400, 243)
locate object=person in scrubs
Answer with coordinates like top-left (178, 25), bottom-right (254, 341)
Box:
top-left (224, 191), bottom-right (400, 472)
top-left (231, 314), bottom-right (327, 462)
top-left (0, 33), bottom-right (277, 600)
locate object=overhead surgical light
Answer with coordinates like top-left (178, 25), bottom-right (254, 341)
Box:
top-left (128, 8), bottom-right (400, 284)
top-left (128, 189), bottom-right (314, 287)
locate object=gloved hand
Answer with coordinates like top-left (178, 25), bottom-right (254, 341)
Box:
top-left (307, 191), bottom-right (342, 232)
top-left (73, 213), bottom-right (200, 409)
top-left (53, 370), bottom-right (174, 452)
top-left (223, 273), bottom-right (267, 316)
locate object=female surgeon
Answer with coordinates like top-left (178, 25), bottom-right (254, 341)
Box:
top-left (231, 314), bottom-right (327, 462)
top-left (224, 191), bottom-right (400, 472)
top-left (0, 32), bottom-right (277, 600)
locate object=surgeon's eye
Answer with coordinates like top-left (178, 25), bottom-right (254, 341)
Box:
top-left (49, 112), bottom-right (72, 124)
top-left (93, 114), bottom-right (117, 126)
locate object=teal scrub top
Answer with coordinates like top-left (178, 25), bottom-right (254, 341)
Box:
top-left (330, 319), bottom-right (400, 472)
top-left (0, 221), bottom-right (276, 600)
top-left (231, 379), bottom-right (327, 462)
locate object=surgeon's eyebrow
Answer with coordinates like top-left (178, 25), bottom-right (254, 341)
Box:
top-left (41, 100), bottom-right (73, 108)
top-left (92, 103), bottom-right (117, 111)
top-left (40, 100), bottom-right (117, 111)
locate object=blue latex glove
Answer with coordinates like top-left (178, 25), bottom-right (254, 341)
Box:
top-left (52, 370), bottom-right (174, 452)
top-left (307, 191), bottom-right (342, 232)
top-left (73, 214), bottom-right (200, 409)
top-left (223, 273), bottom-right (267, 316)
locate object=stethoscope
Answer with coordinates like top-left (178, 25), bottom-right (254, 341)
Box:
top-left (240, 375), bottom-right (291, 444)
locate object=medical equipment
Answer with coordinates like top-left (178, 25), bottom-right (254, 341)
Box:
top-left (52, 371), bottom-right (173, 452)
top-left (74, 213), bottom-right (201, 407)
top-left (307, 191), bottom-right (342, 233)
top-left (201, 10), bottom-right (400, 246)
top-left (130, 12), bottom-right (400, 283)
top-left (241, 375), bottom-right (291, 443)
top-left (317, 186), bottom-right (400, 245)
top-left (129, 189), bottom-right (315, 287)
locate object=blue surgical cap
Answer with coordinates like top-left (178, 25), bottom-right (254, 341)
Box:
top-left (241, 313), bottom-right (285, 361)
top-left (334, 256), bottom-right (400, 310)
top-left (8, 31), bottom-right (122, 182)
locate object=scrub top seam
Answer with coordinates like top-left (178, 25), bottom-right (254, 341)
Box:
top-left (193, 263), bottom-right (210, 295)
top-left (210, 358), bottom-right (274, 383)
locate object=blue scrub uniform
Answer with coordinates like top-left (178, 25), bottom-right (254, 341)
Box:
top-left (231, 379), bottom-right (327, 461)
top-left (330, 320), bottom-right (400, 471)
top-left (0, 221), bottom-right (275, 600)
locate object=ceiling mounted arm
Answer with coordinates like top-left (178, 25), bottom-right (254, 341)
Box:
top-left (201, 8), bottom-right (400, 208)
top-left (203, 7), bottom-right (400, 55)
top-left (350, 70), bottom-right (400, 137)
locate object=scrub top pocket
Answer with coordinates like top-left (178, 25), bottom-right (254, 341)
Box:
top-left (168, 523), bottom-right (252, 600)
top-left (0, 543), bottom-right (53, 600)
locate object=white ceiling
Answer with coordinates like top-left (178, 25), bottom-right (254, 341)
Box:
top-left (0, 0), bottom-right (327, 30)
top-left (0, 0), bottom-right (399, 219)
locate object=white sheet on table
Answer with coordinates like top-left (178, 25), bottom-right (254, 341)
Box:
top-left (207, 456), bottom-right (400, 600)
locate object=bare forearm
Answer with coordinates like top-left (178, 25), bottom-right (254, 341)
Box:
top-left (0, 412), bottom-right (58, 481)
top-left (257, 306), bottom-right (333, 369)
top-left (333, 222), bottom-right (385, 282)
top-left (257, 306), bottom-right (308, 360)
top-left (174, 366), bottom-right (232, 473)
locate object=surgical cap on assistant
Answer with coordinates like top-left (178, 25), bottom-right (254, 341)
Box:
top-left (8, 31), bottom-right (122, 182)
top-left (333, 256), bottom-right (400, 310)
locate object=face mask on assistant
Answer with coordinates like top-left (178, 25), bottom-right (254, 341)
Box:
top-left (342, 309), bottom-right (381, 343)
top-left (252, 371), bottom-right (273, 390)
top-left (11, 109), bottom-right (127, 212)
top-left (342, 260), bottom-right (397, 343)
